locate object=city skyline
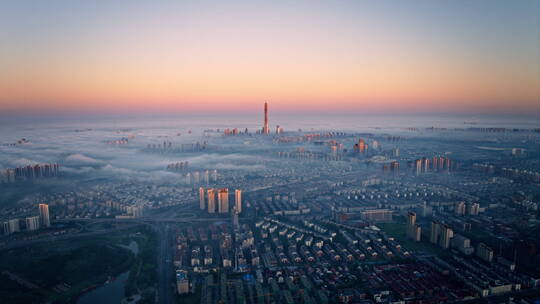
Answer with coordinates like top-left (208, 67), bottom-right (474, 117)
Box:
top-left (1, 0), bottom-right (539, 114)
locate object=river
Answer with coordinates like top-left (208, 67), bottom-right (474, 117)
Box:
top-left (77, 241), bottom-right (139, 304)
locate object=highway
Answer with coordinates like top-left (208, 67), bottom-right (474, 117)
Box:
top-left (157, 223), bottom-right (173, 304)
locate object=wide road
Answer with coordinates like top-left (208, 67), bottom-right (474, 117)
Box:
top-left (157, 223), bottom-right (173, 304)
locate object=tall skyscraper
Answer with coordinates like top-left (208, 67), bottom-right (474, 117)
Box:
top-left (2, 221), bottom-right (9, 235)
top-left (407, 212), bottom-right (420, 241)
top-left (430, 221), bottom-right (440, 244)
top-left (445, 157), bottom-right (452, 171)
top-left (39, 204), bottom-right (50, 228)
top-left (476, 242), bottom-right (494, 262)
top-left (207, 189), bottom-right (216, 213)
top-left (422, 157), bottom-right (430, 172)
top-left (455, 202), bottom-right (466, 215)
top-left (3, 219), bottom-right (20, 235)
top-left (199, 187), bottom-right (205, 210)
top-left (176, 270), bottom-right (189, 294)
top-left (26, 216), bottom-right (40, 231)
top-left (263, 102), bottom-right (269, 135)
top-left (415, 159), bottom-right (422, 175)
top-left (439, 224), bottom-right (453, 249)
top-left (218, 188), bottom-right (229, 213)
top-left (466, 203), bottom-right (480, 215)
top-left (354, 139), bottom-right (367, 153)
top-left (235, 189), bottom-right (242, 213)
top-left (204, 170), bottom-right (209, 184)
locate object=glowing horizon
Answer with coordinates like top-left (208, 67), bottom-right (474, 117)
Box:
top-left (1, 1), bottom-right (539, 114)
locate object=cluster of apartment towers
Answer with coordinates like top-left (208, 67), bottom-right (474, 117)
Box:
top-left (2, 163), bottom-right (60, 183)
top-left (199, 187), bottom-right (242, 215)
top-left (3, 204), bottom-right (50, 235)
top-left (407, 202), bottom-right (480, 248)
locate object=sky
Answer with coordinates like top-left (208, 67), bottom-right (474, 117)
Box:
top-left (0, 0), bottom-right (539, 114)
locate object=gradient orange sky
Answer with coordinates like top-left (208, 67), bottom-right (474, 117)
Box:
top-left (1, 1), bottom-right (539, 113)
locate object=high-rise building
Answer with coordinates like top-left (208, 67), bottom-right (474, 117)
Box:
top-left (439, 224), bottom-right (453, 249)
top-left (26, 216), bottom-right (40, 231)
top-left (207, 189), bottom-right (216, 213)
top-left (235, 189), bottom-right (242, 213)
top-left (3, 218), bottom-right (21, 235)
top-left (415, 159), bottom-right (422, 175)
top-left (432, 156), bottom-right (439, 171)
top-left (39, 204), bottom-right (50, 228)
top-left (430, 221), bottom-right (440, 244)
top-left (176, 270), bottom-right (189, 294)
top-left (476, 242), bottom-right (494, 262)
top-left (263, 102), bottom-right (269, 135)
top-left (455, 202), bottom-right (466, 215)
top-left (412, 224), bottom-right (421, 241)
top-left (406, 212), bottom-right (420, 241)
top-left (199, 187), bottom-right (205, 210)
top-left (361, 140), bottom-right (367, 153)
top-left (129, 205), bottom-right (144, 218)
top-left (466, 203), bottom-right (480, 215)
top-left (407, 211), bottom-right (416, 227)
top-left (422, 157), bottom-right (430, 172)
top-left (445, 157), bottom-right (452, 171)
top-left (438, 156), bottom-right (445, 170)
top-left (204, 170), bottom-right (209, 184)
top-left (218, 188), bottom-right (229, 213)
top-left (2, 221), bottom-right (9, 235)
top-left (452, 234), bottom-right (474, 255)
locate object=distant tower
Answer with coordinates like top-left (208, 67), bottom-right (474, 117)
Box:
top-left (199, 187), bottom-right (205, 210)
top-left (39, 204), bottom-right (50, 228)
top-left (407, 212), bottom-right (416, 237)
top-left (263, 102), bottom-right (269, 135)
top-left (204, 170), bottom-right (209, 184)
top-left (235, 189), bottom-right (242, 213)
top-left (407, 211), bottom-right (420, 241)
top-left (207, 189), bottom-right (216, 213)
top-left (218, 188), bottom-right (229, 213)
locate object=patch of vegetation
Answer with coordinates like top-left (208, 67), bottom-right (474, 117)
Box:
top-left (0, 228), bottom-right (146, 303)
top-left (125, 228), bottom-right (158, 298)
